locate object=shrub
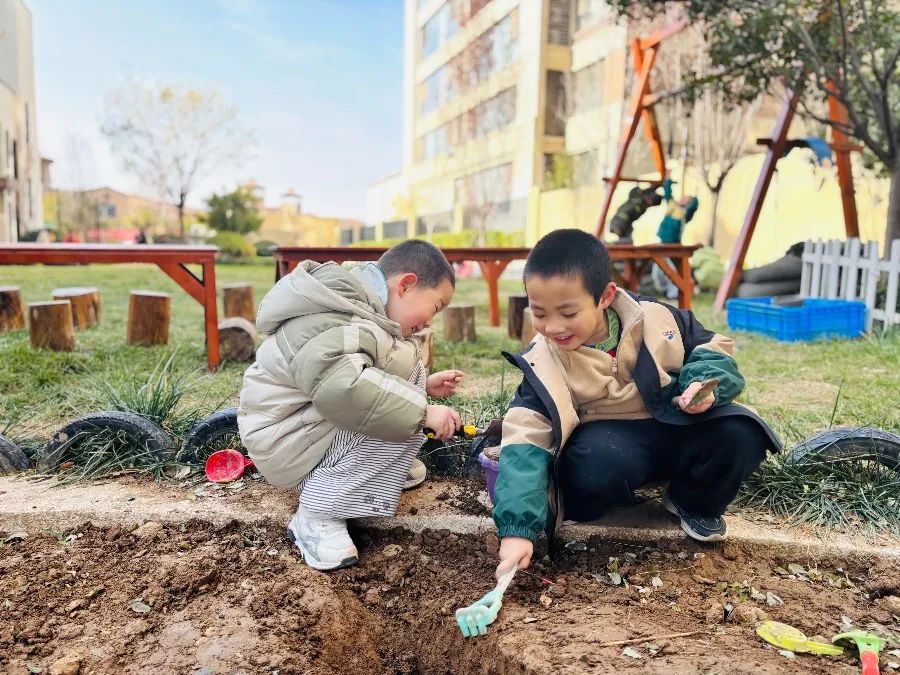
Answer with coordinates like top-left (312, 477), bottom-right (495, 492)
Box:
top-left (254, 240), bottom-right (278, 257)
top-left (207, 231), bottom-right (255, 258)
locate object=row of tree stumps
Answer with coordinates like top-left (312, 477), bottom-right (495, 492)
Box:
top-left (0, 283), bottom-right (259, 362)
top-left (440, 294), bottom-right (534, 347)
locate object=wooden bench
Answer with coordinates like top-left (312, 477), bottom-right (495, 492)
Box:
top-left (273, 243), bottom-right (701, 326)
top-left (0, 244), bottom-right (221, 370)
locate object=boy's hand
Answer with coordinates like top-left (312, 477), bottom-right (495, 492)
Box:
top-left (426, 370), bottom-right (464, 397)
top-left (423, 404), bottom-right (461, 439)
top-left (497, 536), bottom-right (533, 575)
top-left (677, 381), bottom-right (715, 414)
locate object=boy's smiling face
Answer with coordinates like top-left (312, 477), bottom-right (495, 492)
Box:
top-left (526, 274), bottom-right (616, 351)
top-left (385, 273), bottom-right (454, 337)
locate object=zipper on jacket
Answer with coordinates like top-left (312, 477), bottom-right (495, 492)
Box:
top-left (611, 355), bottom-right (618, 375)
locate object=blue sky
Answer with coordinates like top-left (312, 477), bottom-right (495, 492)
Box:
top-left (30, 0), bottom-right (404, 218)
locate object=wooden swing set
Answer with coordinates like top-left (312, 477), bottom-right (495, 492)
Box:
top-left (596, 20), bottom-right (862, 312)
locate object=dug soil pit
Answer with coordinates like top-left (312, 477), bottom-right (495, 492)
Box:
top-left (2, 517), bottom-right (898, 674)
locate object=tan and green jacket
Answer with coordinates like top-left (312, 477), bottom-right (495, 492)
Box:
top-left (237, 261), bottom-right (426, 488)
top-left (493, 290), bottom-right (780, 542)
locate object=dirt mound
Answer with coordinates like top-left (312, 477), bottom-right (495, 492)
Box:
top-left (2, 520), bottom-right (898, 674)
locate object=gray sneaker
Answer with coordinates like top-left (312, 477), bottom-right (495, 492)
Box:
top-left (404, 457), bottom-right (427, 490)
top-left (661, 492), bottom-right (727, 542)
top-left (287, 511), bottom-right (358, 570)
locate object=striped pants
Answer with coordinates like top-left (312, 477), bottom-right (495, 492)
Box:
top-left (298, 362), bottom-right (426, 519)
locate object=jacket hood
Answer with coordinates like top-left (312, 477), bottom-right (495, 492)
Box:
top-left (256, 261), bottom-right (401, 336)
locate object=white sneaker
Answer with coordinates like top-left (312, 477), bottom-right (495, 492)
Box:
top-left (403, 457), bottom-right (427, 490)
top-left (286, 511), bottom-right (359, 570)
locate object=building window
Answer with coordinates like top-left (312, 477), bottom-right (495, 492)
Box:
top-left (573, 60), bottom-right (603, 113)
top-left (383, 220), bottom-right (407, 239)
top-left (98, 203), bottom-right (117, 219)
top-left (421, 2), bottom-right (459, 59)
top-left (545, 71), bottom-right (567, 136)
top-left (454, 162), bottom-right (512, 209)
top-left (574, 151), bottom-right (598, 186)
top-left (548, 0), bottom-right (571, 45)
top-left (340, 228), bottom-right (355, 245)
top-left (359, 225), bottom-right (377, 241)
top-left (468, 86), bottom-right (516, 140)
top-left (576, 0), bottom-right (611, 31)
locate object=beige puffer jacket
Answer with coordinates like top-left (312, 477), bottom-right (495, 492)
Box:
top-left (237, 261), bottom-right (425, 488)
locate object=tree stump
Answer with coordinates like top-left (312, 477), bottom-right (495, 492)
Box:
top-left (413, 326), bottom-right (434, 372)
top-left (443, 305), bottom-right (476, 343)
top-left (223, 283), bottom-right (255, 323)
top-left (127, 291), bottom-right (171, 346)
top-left (218, 317), bottom-right (257, 362)
top-left (521, 307), bottom-right (537, 347)
top-left (0, 286), bottom-right (25, 333)
top-left (507, 294), bottom-right (529, 339)
top-left (28, 301), bottom-right (75, 352)
top-left (52, 287), bottom-right (101, 330)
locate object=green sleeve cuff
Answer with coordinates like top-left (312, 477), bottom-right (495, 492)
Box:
top-left (680, 348), bottom-right (745, 407)
top-left (497, 525), bottom-right (540, 541)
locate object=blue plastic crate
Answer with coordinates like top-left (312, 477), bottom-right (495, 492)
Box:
top-left (726, 297), bottom-right (866, 342)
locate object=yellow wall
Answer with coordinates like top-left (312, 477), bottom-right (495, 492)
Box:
top-left (534, 155), bottom-right (890, 266)
top-left (253, 207), bottom-right (344, 247)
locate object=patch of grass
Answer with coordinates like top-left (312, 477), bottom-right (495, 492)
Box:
top-left (53, 427), bottom-right (171, 485)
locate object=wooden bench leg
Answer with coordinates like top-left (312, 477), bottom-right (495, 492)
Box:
top-left (476, 260), bottom-right (511, 327)
top-left (652, 256), bottom-right (694, 309)
top-left (203, 261), bottom-right (221, 371)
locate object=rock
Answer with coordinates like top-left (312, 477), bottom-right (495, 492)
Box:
top-left (878, 595), bottom-right (900, 616)
top-left (483, 532), bottom-right (500, 556)
top-left (446, 533), bottom-right (459, 545)
top-left (722, 542), bottom-right (739, 561)
top-left (382, 544), bottom-right (402, 558)
top-left (133, 522), bottom-right (164, 540)
top-left (732, 603), bottom-right (768, 625)
top-left (364, 588), bottom-right (381, 605)
top-left (49, 653), bottom-right (83, 675)
top-left (704, 601), bottom-right (723, 625)
top-left (547, 577), bottom-right (568, 598)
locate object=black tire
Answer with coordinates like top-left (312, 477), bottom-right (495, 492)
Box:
top-left (36, 411), bottom-right (176, 473)
top-left (0, 434), bottom-right (30, 474)
top-left (785, 427), bottom-right (900, 472)
top-left (178, 408), bottom-right (244, 465)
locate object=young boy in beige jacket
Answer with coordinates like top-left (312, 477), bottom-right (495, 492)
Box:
top-left (238, 240), bottom-right (464, 570)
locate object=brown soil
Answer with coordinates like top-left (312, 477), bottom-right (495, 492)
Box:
top-left (2, 518), bottom-right (898, 674)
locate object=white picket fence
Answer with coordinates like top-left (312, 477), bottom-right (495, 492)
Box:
top-left (800, 238), bottom-right (900, 331)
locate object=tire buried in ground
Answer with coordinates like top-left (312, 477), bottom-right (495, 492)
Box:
top-left (178, 407), bottom-right (245, 466)
top-left (36, 411), bottom-right (176, 473)
top-left (786, 426), bottom-right (900, 472)
top-left (0, 433), bottom-right (30, 474)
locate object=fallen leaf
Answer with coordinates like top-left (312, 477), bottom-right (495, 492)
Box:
top-left (3, 532), bottom-right (27, 544)
top-left (173, 465), bottom-right (191, 480)
top-left (751, 588), bottom-right (766, 602)
top-left (539, 594), bottom-right (552, 607)
top-left (787, 563), bottom-right (807, 576)
top-left (692, 574), bottom-right (716, 585)
top-left (26, 664), bottom-right (43, 674)
top-left (773, 566), bottom-right (790, 576)
top-left (888, 650), bottom-right (900, 658)
top-left (778, 649), bottom-right (796, 659)
top-left (766, 592), bottom-right (783, 607)
top-left (622, 647), bottom-right (643, 659)
top-left (608, 572), bottom-right (622, 586)
top-left (523, 616), bottom-right (540, 624)
top-left (841, 615), bottom-right (854, 630)
top-left (564, 540), bottom-right (587, 552)
top-left (130, 599), bottom-right (152, 614)
top-left (651, 576), bottom-right (663, 588)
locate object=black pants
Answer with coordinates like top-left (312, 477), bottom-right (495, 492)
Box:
top-left (558, 416), bottom-right (769, 520)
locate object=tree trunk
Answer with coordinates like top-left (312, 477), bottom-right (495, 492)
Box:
top-left (443, 305), bottom-right (476, 343)
top-left (127, 291), bottom-right (171, 346)
top-left (52, 287), bottom-right (101, 330)
top-left (178, 192), bottom-right (187, 239)
top-left (0, 286), bottom-right (25, 333)
top-left (707, 189), bottom-right (721, 249)
top-left (217, 317), bottom-right (257, 362)
top-left (412, 327), bottom-right (434, 372)
top-left (507, 294), bottom-right (529, 339)
top-left (28, 301), bottom-right (75, 352)
top-left (222, 283), bottom-right (256, 323)
top-left (886, 165), bottom-right (900, 252)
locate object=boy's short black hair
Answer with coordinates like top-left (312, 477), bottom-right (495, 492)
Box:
top-left (378, 239), bottom-right (456, 288)
top-left (523, 229), bottom-right (612, 303)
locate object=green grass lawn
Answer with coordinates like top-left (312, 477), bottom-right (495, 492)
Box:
top-left (1, 261), bottom-right (898, 446)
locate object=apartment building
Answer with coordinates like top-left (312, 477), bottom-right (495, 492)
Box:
top-left (0, 0), bottom-right (42, 242)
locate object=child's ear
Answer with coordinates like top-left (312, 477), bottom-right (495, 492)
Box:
top-left (598, 282), bottom-right (617, 309)
top-left (397, 272), bottom-right (419, 296)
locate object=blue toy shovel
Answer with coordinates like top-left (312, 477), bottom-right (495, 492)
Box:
top-left (455, 563), bottom-right (518, 638)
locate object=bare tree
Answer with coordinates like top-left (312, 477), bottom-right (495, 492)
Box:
top-left (100, 79), bottom-right (252, 238)
top-left (457, 163), bottom-right (512, 246)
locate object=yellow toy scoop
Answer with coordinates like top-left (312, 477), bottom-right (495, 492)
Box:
top-left (756, 621), bottom-right (845, 656)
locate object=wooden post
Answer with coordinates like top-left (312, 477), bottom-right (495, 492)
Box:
top-left (0, 286), bottom-right (25, 333)
top-left (507, 294), bottom-right (529, 339)
top-left (127, 291), bottom-right (171, 346)
top-left (51, 287), bottom-right (101, 330)
top-left (223, 283), bottom-right (255, 323)
top-left (413, 327), bottom-right (435, 372)
top-left (28, 301), bottom-right (75, 351)
top-left (217, 317), bottom-right (257, 362)
top-left (521, 307), bottom-right (537, 347)
top-left (476, 260), bottom-right (512, 327)
top-left (443, 305), bottom-right (476, 343)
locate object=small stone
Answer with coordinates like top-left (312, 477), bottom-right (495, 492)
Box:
top-left (364, 588), bottom-right (381, 605)
top-left (382, 544), bottom-right (402, 558)
top-left (408, 507), bottom-right (418, 515)
top-left (722, 542), bottom-right (739, 561)
top-left (49, 653), bottom-right (83, 675)
top-left (133, 522), bottom-right (164, 540)
top-left (704, 601), bottom-right (723, 625)
top-left (878, 595), bottom-right (900, 615)
top-left (732, 603), bottom-right (768, 625)
top-left (483, 532), bottom-right (500, 556)
top-left (622, 647), bottom-right (642, 659)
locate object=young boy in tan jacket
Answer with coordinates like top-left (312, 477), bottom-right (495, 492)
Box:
top-left (493, 230), bottom-right (780, 574)
top-left (238, 240), bottom-right (464, 570)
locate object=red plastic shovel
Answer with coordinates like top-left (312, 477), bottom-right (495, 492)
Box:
top-left (205, 449), bottom-right (254, 482)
